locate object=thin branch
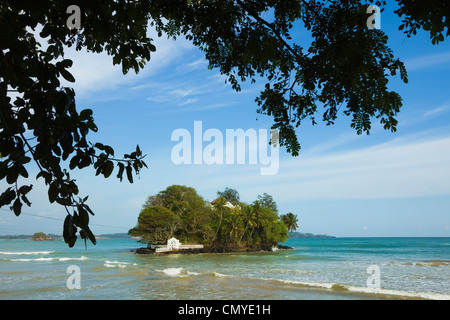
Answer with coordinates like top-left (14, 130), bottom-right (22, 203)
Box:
top-left (19, 132), bottom-right (44, 172)
top-left (235, 0), bottom-right (304, 62)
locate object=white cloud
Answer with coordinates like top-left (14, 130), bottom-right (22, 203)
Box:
top-left (422, 101), bottom-right (450, 118)
top-left (171, 88), bottom-right (195, 98)
top-left (61, 32), bottom-right (195, 99)
top-left (404, 51), bottom-right (450, 71)
top-left (184, 58), bottom-right (208, 70)
top-left (179, 98), bottom-right (199, 106)
top-left (277, 135), bottom-right (450, 200)
top-left (184, 132), bottom-right (450, 202)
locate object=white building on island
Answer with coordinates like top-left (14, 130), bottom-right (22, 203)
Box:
top-left (150, 237), bottom-right (203, 253)
top-left (167, 237), bottom-right (180, 250)
top-left (208, 198), bottom-right (238, 209)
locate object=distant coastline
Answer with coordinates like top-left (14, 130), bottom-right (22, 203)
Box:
top-left (29, 236), bottom-right (59, 241)
top-left (0, 232), bottom-right (132, 240)
top-left (0, 232), bottom-right (336, 240)
top-left (289, 232), bottom-right (336, 239)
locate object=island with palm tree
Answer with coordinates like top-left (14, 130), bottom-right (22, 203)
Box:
top-left (129, 186), bottom-right (298, 254)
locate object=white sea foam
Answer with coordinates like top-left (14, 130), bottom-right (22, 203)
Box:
top-left (6, 256), bottom-right (88, 262)
top-left (212, 272), bottom-right (235, 278)
top-left (342, 284), bottom-right (450, 300)
top-left (103, 260), bottom-right (130, 268)
top-left (156, 267), bottom-right (200, 277)
top-left (207, 271), bottom-right (450, 300)
top-left (157, 267), bottom-right (187, 276)
top-left (259, 277), bottom-right (450, 300)
top-left (58, 256), bottom-right (88, 261)
top-left (105, 260), bottom-right (130, 265)
top-left (0, 251), bottom-right (54, 255)
top-left (266, 278), bottom-right (335, 289)
top-left (386, 260), bottom-right (450, 267)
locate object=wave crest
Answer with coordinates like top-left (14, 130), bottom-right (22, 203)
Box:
top-left (4, 256), bottom-right (88, 262)
top-left (0, 251), bottom-right (54, 255)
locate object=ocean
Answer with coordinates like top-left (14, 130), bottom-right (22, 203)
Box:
top-left (0, 237), bottom-right (449, 300)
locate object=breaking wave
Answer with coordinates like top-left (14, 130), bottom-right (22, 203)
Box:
top-left (156, 267), bottom-right (201, 277)
top-left (0, 251), bottom-right (54, 255)
top-left (204, 271), bottom-right (450, 300)
top-left (104, 260), bottom-right (131, 268)
top-left (3, 256), bottom-right (88, 262)
top-left (265, 277), bottom-right (450, 300)
top-left (386, 260), bottom-right (450, 267)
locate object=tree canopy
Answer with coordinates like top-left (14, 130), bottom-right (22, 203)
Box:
top-left (129, 206), bottom-right (180, 245)
top-left (131, 186), bottom-right (291, 247)
top-left (1, 0), bottom-right (448, 247)
top-left (280, 212), bottom-right (299, 234)
top-left (0, 0), bottom-right (151, 247)
top-left (257, 193), bottom-right (278, 214)
top-left (217, 187), bottom-right (240, 205)
top-left (30, 231), bottom-right (48, 240)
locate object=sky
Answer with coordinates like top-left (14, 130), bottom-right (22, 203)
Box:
top-left (1, 2), bottom-right (449, 238)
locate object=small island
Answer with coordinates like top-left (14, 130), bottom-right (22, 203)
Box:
top-left (129, 186), bottom-right (297, 255)
top-left (29, 232), bottom-right (58, 241)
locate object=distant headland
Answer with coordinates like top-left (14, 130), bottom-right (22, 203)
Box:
top-left (0, 232), bottom-right (131, 240)
top-left (289, 232), bottom-right (336, 239)
top-left (29, 232), bottom-right (58, 241)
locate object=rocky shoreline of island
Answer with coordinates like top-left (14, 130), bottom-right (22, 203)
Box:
top-left (133, 244), bottom-right (293, 255)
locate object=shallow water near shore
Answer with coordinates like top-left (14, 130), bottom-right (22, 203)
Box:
top-left (0, 237), bottom-right (449, 300)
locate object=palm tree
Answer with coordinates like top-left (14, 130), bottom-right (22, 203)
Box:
top-left (281, 212), bottom-right (299, 235)
top-left (213, 196), bottom-right (227, 240)
top-left (239, 205), bottom-right (257, 244)
top-left (225, 209), bottom-right (243, 244)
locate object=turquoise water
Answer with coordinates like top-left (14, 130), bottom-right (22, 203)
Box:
top-left (0, 237), bottom-right (449, 300)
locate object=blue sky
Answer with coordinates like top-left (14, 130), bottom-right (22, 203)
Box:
top-left (1, 3), bottom-right (449, 237)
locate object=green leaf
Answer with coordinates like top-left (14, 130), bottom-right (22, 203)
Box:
top-left (83, 225), bottom-right (97, 245)
top-left (136, 145), bottom-right (142, 157)
top-left (80, 109), bottom-right (93, 120)
top-left (83, 203), bottom-right (95, 216)
top-left (0, 161), bottom-right (6, 179)
top-left (60, 59), bottom-right (73, 69)
top-left (0, 189), bottom-right (16, 206)
top-left (56, 197), bottom-right (72, 206)
top-left (12, 198), bottom-right (22, 216)
top-left (104, 145), bottom-right (114, 156)
top-left (126, 165), bottom-right (133, 183)
top-left (18, 185), bottom-right (33, 195)
top-left (103, 161), bottom-right (114, 178)
top-left (63, 215), bottom-right (77, 248)
top-left (60, 68), bottom-right (75, 82)
top-left (117, 163), bottom-right (125, 181)
top-left (6, 167), bottom-right (18, 184)
top-left (78, 206), bottom-right (89, 227)
top-left (79, 230), bottom-right (87, 249)
top-left (87, 120), bottom-right (98, 132)
top-left (36, 171), bottom-right (52, 184)
top-left (17, 165), bottom-right (28, 178)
